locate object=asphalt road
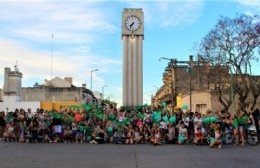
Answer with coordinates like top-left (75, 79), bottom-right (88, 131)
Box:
top-left (0, 141), bottom-right (259, 168)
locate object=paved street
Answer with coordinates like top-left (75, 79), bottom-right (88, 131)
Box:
top-left (0, 141), bottom-right (259, 168)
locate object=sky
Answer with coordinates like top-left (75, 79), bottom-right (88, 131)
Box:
top-left (0, 0), bottom-right (259, 106)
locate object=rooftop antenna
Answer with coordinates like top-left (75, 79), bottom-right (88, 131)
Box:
top-left (14, 60), bottom-right (19, 71)
top-left (51, 34), bottom-right (54, 86)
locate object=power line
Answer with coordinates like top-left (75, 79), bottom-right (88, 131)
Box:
top-left (143, 89), bottom-right (157, 94)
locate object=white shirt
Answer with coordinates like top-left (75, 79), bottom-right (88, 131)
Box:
top-left (159, 121), bottom-right (167, 129)
top-left (179, 127), bottom-right (187, 137)
top-left (184, 117), bottom-right (190, 127)
top-left (194, 117), bottom-right (202, 133)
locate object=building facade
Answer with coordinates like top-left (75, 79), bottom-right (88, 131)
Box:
top-left (20, 77), bottom-right (96, 104)
top-left (152, 56), bottom-right (231, 113)
top-left (152, 56), bottom-right (260, 113)
top-left (3, 67), bottom-right (23, 97)
top-left (1, 67), bottom-right (98, 111)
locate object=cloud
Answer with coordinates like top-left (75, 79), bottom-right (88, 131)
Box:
top-left (158, 1), bottom-right (204, 27)
top-left (237, 0), bottom-right (260, 15)
top-left (0, 38), bottom-right (121, 88)
top-left (124, 0), bottom-right (204, 27)
top-left (237, 0), bottom-right (260, 8)
top-left (0, 1), bottom-right (121, 84)
top-left (0, 1), bottom-right (116, 46)
top-left (0, 1), bottom-right (124, 105)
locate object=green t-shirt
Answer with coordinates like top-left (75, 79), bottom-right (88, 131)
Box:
top-left (238, 115), bottom-right (248, 125)
top-left (233, 118), bottom-right (239, 127)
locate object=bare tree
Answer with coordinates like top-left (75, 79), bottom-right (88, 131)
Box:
top-left (197, 14), bottom-right (260, 110)
top-left (248, 75), bottom-right (260, 110)
top-left (207, 65), bottom-right (231, 111)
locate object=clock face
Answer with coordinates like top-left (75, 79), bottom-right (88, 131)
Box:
top-left (125, 15), bottom-right (141, 31)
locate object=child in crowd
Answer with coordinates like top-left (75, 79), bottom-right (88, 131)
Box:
top-left (71, 123), bottom-right (78, 141)
top-left (3, 121), bottom-right (15, 142)
top-left (24, 130), bottom-right (32, 143)
top-left (63, 126), bottom-right (73, 143)
top-left (178, 121), bottom-right (188, 144)
top-left (76, 125), bottom-right (85, 143)
top-left (150, 127), bottom-right (162, 145)
top-left (29, 117), bottom-right (39, 143)
top-left (125, 125), bottom-right (134, 144)
top-left (134, 127), bottom-right (143, 144)
top-left (143, 124), bottom-right (151, 144)
top-left (209, 123), bottom-right (222, 148)
top-left (19, 121), bottom-right (27, 142)
top-left (166, 124), bottom-right (176, 144)
top-left (90, 125), bottom-right (105, 144)
top-left (105, 122), bottom-right (114, 143)
top-left (114, 126), bottom-right (125, 144)
top-left (194, 126), bottom-right (204, 145)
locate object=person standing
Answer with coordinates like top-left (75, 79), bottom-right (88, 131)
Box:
top-left (0, 112), bottom-right (6, 139)
top-left (252, 108), bottom-right (260, 137)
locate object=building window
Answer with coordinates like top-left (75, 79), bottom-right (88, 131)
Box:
top-left (196, 104), bottom-right (207, 114)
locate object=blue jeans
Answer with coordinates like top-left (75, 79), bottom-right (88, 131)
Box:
top-left (114, 137), bottom-right (125, 144)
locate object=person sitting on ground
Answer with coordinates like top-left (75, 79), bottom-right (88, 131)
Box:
top-left (150, 127), bottom-right (162, 145)
top-left (90, 125), bottom-right (105, 144)
top-left (52, 132), bottom-right (61, 143)
top-left (194, 126), bottom-right (204, 145)
top-left (143, 124), bottom-right (152, 144)
top-left (113, 126), bottom-right (125, 144)
top-left (178, 121), bottom-right (188, 144)
top-left (3, 121), bottom-right (15, 142)
top-left (194, 113), bottom-right (203, 134)
top-left (44, 132), bottom-right (52, 143)
top-left (105, 122), bottom-right (114, 143)
top-left (19, 121), bottom-right (27, 143)
top-left (166, 123), bottom-right (176, 144)
top-left (63, 126), bottom-right (73, 143)
top-left (29, 117), bottom-right (39, 143)
top-left (24, 130), bottom-right (33, 143)
top-left (209, 123), bottom-right (222, 149)
top-left (125, 125), bottom-right (134, 145)
top-left (134, 127), bottom-right (143, 144)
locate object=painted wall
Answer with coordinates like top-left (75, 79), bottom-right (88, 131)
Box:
top-left (41, 101), bottom-right (81, 111)
top-left (20, 87), bottom-right (83, 102)
top-left (0, 96), bottom-right (40, 113)
top-left (182, 91), bottom-right (212, 114)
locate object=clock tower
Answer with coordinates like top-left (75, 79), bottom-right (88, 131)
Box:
top-left (122, 8), bottom-right (144, 106)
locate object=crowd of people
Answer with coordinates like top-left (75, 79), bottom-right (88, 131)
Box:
top-left (0, 105), bottom-right (259, 149)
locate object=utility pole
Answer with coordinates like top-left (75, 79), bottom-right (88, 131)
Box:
top-left (160, 56), bottom-right (196, 111)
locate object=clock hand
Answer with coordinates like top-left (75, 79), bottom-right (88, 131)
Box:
top-left (130, 22), bottom-right (134, 29)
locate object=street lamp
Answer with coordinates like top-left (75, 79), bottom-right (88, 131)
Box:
top-left (186, 66), bottom-right (192, 112)
top-left (90, 69), bottom-right (99, 91)
top-left (153, 85), bottom-right (159, 92)
top-left (107, 94), bottom-right (113, 102)
top-left (159, 56), bottom-right (195, 111)
top-left (102, 85), bottom-right (107, 100)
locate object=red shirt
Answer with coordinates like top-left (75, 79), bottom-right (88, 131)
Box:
top-left (195, 131), bottom-right (202, 137)
top-left (75, 113), bottom-right (81, 122)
